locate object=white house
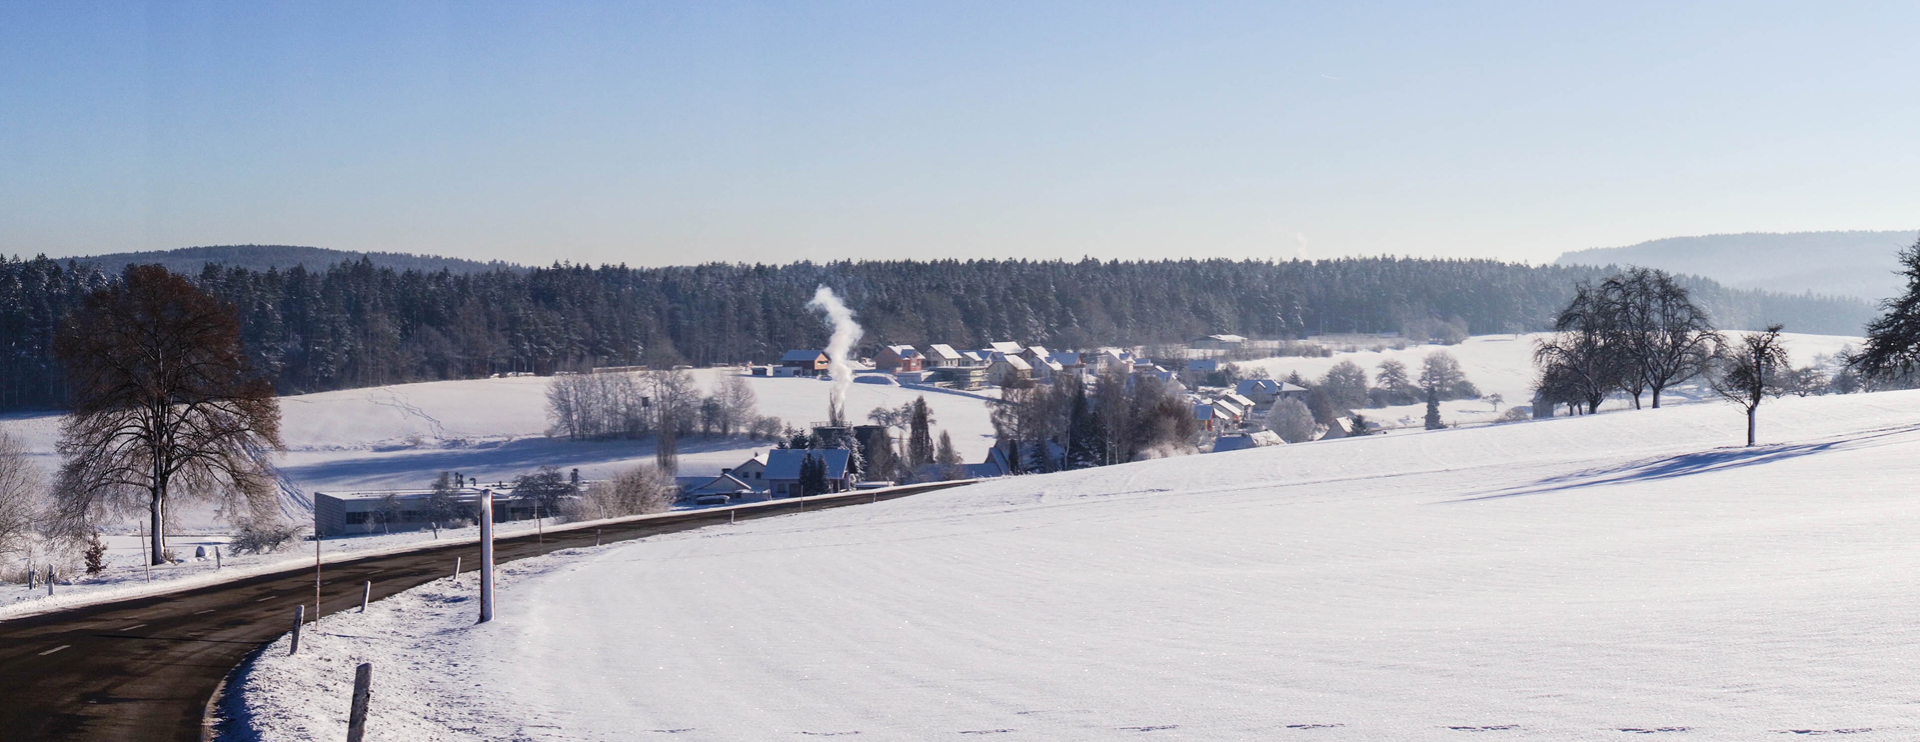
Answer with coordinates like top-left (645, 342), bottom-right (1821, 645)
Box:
top-left (987, 354), bottom-right (1033, 386)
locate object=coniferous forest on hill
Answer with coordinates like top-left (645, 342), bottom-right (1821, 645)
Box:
top-left (0, 252), bottom-right (1877, 411)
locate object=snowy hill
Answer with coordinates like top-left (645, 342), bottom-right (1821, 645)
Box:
top-left (1556, 230), bottom-right (1918, 301)
top-left (234, 389), bottom-right (1920, 740)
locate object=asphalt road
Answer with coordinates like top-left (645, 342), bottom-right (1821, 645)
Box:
top-left (0, 482), bottom-right (970, 742)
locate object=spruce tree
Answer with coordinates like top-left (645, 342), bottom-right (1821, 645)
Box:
top-left (907, 396), bottom-right (934, 468)
top-left (1424, 386), bottom-right (1444, 430)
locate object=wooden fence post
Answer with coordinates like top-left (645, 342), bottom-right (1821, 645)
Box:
top-left (289, 605), bottom-right (304, 655)
top-left (346, 662), bottom-right (373, 742)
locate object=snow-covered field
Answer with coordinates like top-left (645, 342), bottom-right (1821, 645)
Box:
top-left (0, 368), bottom-right (997, 612)
top-left (1231, 332), bottom-right (1858, 428)
top-left (232, 388), bottom-right (1920, 740)
top-left (1, 367), bottom-right (998, 513)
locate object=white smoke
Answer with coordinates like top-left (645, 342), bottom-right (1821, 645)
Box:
top-left (1294, 232), bottom-right (1312, 261)
top-left (806, 286), bottom-right (864, 419)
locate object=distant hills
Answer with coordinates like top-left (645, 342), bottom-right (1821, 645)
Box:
top-left (1556, 230), bottom-right (1919, 302)
top-left (55, 245), bottom-right (520, 275)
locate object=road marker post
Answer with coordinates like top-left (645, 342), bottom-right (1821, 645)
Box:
top-left (314, 534), bottom-right (323, 630)
top-left (361, 581), bottom-right (371, 613)
top-left (347, 663), bottom-right (373, 742)
top-left (453, 556), bottom-right (461, 581)
top-left (479, 489), bottom-right (494, 623)
top-left (215, 546), bottom-right (221, 570)
top-left (290, 605), bottom-right (304, 655)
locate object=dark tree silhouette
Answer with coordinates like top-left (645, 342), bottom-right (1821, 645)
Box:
top-left (53, 265), bottom-right (282, 565)
top-left (1711, 325), bottom-right (1790, 446)
top-left (1851, 236), bottom-right (1920, 380)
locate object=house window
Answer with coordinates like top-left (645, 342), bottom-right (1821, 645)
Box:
top-left (346, 512), bottom-right (369, 525)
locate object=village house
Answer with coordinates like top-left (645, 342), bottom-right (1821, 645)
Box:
top-left (987, 354), bottom-right (1033, 386)
top-left (313, 484), bottom-right (563, 538)
top-left (1235, 379), bottom-right (1309, 407)
top-left (987, 341), bottom-right (1026, 358)
top-left (925, 344), bottom-right (966, 367)
top-left (679, 473), bottom-right (755, 500)
top-left (779, 349), bottom-right (830, 377)
top-left (725, 452), bottom-right (768, 491)
top-left (764, 448), bottom-right (855, 497)
top-left (874, 344), bottom-right (923, 373)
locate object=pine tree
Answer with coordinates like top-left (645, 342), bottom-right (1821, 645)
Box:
top-left (1424, 386), bottom-right (1444, 430)
top-left (935, 430), bottom-right (964, 480)
top-left (907, 396), bottom-right (934, 468)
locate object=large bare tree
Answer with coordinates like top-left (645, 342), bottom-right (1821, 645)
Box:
top-left (54, 266), bottom-right (284, 565)
top-left (1608, 268), bottom-right (1719, 408)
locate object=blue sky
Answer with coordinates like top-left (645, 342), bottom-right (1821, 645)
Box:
top-left (3, 1), bottom-right (1916, 266)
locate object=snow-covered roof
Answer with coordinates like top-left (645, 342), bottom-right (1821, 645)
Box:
top-left (1196, 334), bottom-right (1248, 343)
top-left (884, 344), bottom-right (921, 358)
top-left (989, 341), bottom-right (1025, 355)
top-left (764, 449), bottom-right (852, 481)
top-left (684, 473), bottom-right (754, 495)
top-left (1223, 392), bottom-right (1257, 409)
top-left (997, 355), bottom-right (1032, 371)
top-left (1238, 379), bottom-right (1279, 395)
top-left (961, 350), bottom-right (987, 363)
top-left (781, 350), bottom-right (828, 363)
top-left (1024, 345), bottom-right (1050, 358)
top-left (1212, 399), bottom-right (1244, 418)
top-left (926, 344), bottom-right (963, 360)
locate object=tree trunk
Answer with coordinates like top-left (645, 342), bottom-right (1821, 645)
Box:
top-left (1649, 386), bottom-right (1663, 409)
top-left (1746, 405), bottom-right (1757, 447)
top-left (148, 490), bottom-right (165, 567)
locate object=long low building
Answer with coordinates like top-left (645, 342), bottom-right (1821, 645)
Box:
top-left (313, 486), bottom-right (564, 537)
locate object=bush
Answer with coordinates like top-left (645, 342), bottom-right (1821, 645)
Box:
top-left (229, 520), bottom-right (301, 555)
top-left (1267, 398), bottom-right (1318, 443)
top-left (565, 464), bottom-right (676, 521)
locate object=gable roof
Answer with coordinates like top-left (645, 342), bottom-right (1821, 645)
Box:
top-left (1238, 379), bottom-right (1279, 395)
top-left (988, 341), bottom-right (1025, 355)
top-left (686, 473), bottom-right (754, 494)
top-left (781, 349), bottom-right (828, 363)
top-left (926, 344), bottom-right (963, 360)
top-left (764, 448), bottom-right (852, 480)
top-left (996, 355), bottom-right (1032, 371)
top-left (1053, 352), bottom-right (1082, 366)
top-left (883, 344), bottom-right (921, 358)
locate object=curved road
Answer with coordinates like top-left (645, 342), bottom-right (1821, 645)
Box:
top-left (0, 482), bottom-right (969, 741)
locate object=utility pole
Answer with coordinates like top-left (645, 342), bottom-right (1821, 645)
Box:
top-left (479, 489), bottom-right (494, 623)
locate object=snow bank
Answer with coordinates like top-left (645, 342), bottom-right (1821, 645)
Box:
top-left (232, 389), bottom-right (1920, 740)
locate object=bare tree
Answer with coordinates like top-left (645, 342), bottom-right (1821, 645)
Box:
top-left (1711, 325), bottom-right (1791, 446)
top-left (53, 266), bottom-right (283, 566)
top-left (1535, 281), bottom-right (1627, 414)
top-left (0, 432), bottom-right (42, 562)
top-left (1610, 268), bottom-right (1718, 408)
top-left (717, 374), bottom-right (757, 437)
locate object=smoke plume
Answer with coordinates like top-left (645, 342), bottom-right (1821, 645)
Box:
top-left (806, 286), bottom-right (864, 420)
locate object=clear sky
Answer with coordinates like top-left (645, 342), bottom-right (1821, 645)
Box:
top-left (3, 1), bottom-right (1916, 267)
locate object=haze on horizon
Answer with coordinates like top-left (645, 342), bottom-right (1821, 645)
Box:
top-left (3, 1), bottom-right (1917, 268)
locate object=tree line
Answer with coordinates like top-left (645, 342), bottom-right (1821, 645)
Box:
top-left (1, 253), bottom-right (1876, 411)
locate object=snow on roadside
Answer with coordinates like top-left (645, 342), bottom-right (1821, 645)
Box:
top-left (216, 544), bottom-right (601, 742)
top-left (0, 517), bottom-right (561, 621)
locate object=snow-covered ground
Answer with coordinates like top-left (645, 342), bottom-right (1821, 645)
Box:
top-left (1230, 332), bottom-right (1858, 428)
top-left (1, 367), bottom-right (998, 512)
top-left (231, 388), bottom-right (1920, 740)
top-left (0, 368), bottom-right (999, 613)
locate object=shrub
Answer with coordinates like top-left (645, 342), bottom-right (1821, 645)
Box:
top-left (230, 520), bottom-right (301, 555)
